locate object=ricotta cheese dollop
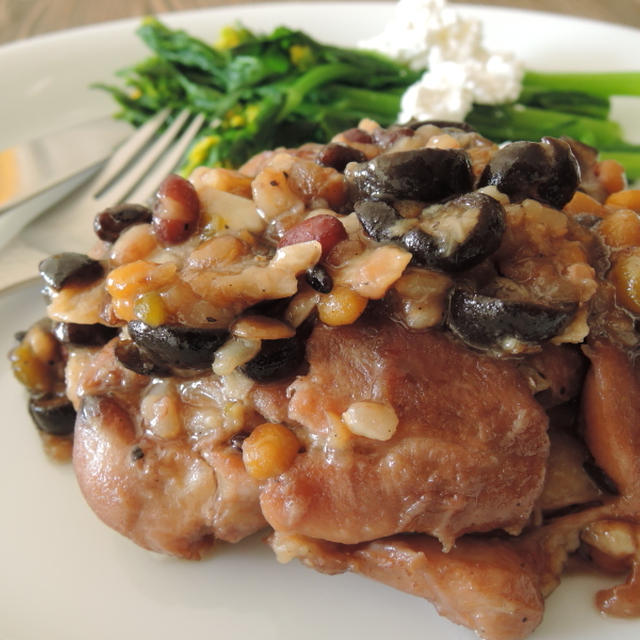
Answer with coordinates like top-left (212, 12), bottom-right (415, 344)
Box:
top-left (359, 0), bottom-right (524, 122)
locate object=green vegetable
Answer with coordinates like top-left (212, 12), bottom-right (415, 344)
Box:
top-left (467, 104), bottom-right (627, 150)
top-left (97, 17), bottom-right (640, 180)
top-left (467, 71), bottom-right (640, 179)
top-left (96, 17), bottom-right (420, 172)
top-left (523, 71), bottom-right (640, 99)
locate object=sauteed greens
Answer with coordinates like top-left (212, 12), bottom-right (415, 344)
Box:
top-left (96, 18), bottom-right (421, 172)
top-left (97, 17), bottom-right (640, 178)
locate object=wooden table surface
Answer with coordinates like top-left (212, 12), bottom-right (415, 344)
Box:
top-left (2, 0), bottom-right (640, 45)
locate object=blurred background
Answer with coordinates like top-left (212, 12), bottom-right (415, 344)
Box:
top-left (2, 0), bottom-right (640, 45)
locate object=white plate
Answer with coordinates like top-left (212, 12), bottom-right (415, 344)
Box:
top-left (1, 4), bottom-right (639, 640)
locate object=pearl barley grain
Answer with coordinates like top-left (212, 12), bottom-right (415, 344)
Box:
top-left (341, 401), bottom-right (399, 441)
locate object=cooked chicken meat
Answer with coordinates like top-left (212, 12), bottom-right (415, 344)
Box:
top-left (71, 341), bottom-right (267, 558)
top-left (261, 311), bottom-right (549, 548)
top-left (9, 118), bottom-right (640, 640)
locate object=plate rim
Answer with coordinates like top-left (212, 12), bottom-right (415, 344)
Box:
top-left (2, 4), bottom-right (640, 640)
top-left (1, 1), bottom-right (639, 58)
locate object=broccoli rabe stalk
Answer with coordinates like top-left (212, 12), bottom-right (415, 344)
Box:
top-left (517, 87), bottom-right (610, 119)
top-left (97, 18), bottom-right (640, 180)
top-left (523, 71), bottom-right (640, 99)
top-left (467, 71), bottom-right (640, 179)
top-left (466, 104), bottom-right (626, 150)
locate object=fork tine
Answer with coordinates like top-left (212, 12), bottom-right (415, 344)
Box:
top-left (90, 107), bottom-right (171, 195)
top-left (94, 108), bottom-right (193, 206)
top-left (127, 112), bottom-right (207, 204)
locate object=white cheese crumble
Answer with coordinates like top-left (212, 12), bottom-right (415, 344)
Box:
top-left (359, 0), bottom-right (524, 122)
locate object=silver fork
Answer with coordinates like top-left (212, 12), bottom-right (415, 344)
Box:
top-left (0, 108), bottom-right (206, 293)
top-left (85, 107), bottom-right (206, 209)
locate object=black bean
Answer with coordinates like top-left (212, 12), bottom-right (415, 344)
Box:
top-left (28, 394), bottom-right (76, 436)
top-left (478, 137), bottom-right (580, 208)
top-left (127, 321), bottom-right (228, 370)
top-left (114, 340), bottom-right (172, 377)
top-left (354, 200), bottom-right (402, 243)
top-left (93, 203), bottom-right (152, 242)
top-left (447, 288), bottom-right (577, 350)
top-left (407, 192), bottom-right (506, 271)
top-left (345, 148), bottom-right (473, 203)
top-left (53, 322), bottom-right (119, 347)
top-left (305, 264), bottom-right (333, 293)
top-left (38, 253), bottom-right (103, 291)
top-left (401, 228), bottom-right (440, 263)
top-left (356, 193), bottom-right (505, 272)
top-left (241, 335), bottom-right (305, 382)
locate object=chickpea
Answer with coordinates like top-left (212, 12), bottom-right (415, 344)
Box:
top-left (598, 209), bottom-right (640, 248)
top-left (605, 189), bottom-right (640, 212)
top-left (563, 191), bottom-right (607, 218)
top-left (316, 285), bottom-right (368, 326)
top-left (609, 248), bottom-right (640, 314)
top-left (596, 159), bottom-right (626, 194)
top-left (241, 422), bottom-right (300, 480)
